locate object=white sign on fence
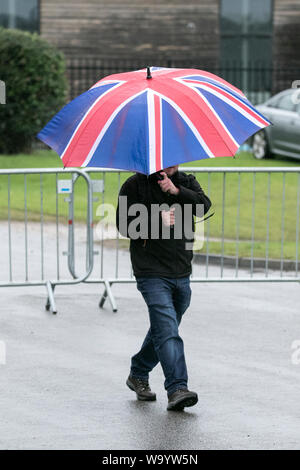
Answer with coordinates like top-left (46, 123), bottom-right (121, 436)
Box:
top-left (57, 180), bottom-right (73, 194)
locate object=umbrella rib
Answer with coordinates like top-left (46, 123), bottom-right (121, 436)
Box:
top-left (150, 79), bottom-right (237, 156)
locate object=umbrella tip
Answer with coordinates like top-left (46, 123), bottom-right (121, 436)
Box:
top-left (146, 67), bottom-right (152, 79)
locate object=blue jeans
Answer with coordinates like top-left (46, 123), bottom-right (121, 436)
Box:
top-left (130, 276), bottom-right (192, 397)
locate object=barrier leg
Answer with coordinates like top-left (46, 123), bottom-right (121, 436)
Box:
top-left (99, 280), bottom-right (118, 312)
top-left (45, 281), bottom-right (57, 315)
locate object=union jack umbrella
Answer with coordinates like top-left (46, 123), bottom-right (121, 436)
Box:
top-left (37, 67), bottom-right (271, 175)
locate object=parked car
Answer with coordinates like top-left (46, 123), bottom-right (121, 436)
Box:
top-left (252, 89), bottom-right (300, 160)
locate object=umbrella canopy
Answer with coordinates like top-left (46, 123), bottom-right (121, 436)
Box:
top-left (37, 66), bottom-right (271, 175)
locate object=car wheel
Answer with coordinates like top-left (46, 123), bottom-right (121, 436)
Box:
top-left (252, 130), bottom-right (271, 159)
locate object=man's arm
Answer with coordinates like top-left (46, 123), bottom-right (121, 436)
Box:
top-left (173, 175), bottom-right (212, 216)
top-left (116, 178), bottom-right (138, 238)
top-left (157, 171), bottom-right (211, 216)
top-left (177, 178), bottom-right (211, 212)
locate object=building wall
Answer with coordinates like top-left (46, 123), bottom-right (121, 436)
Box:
top-left (40, 0), bottom-right (219, 63)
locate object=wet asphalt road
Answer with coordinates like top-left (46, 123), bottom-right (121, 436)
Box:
top-left (1, 253), bottom-right (300, 449)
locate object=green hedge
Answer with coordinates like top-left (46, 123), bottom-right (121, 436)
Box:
top-left (0, 27), bottom-right (68, 154)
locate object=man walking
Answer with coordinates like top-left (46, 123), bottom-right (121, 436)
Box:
top-left (116, 165), bottom-right (211, 411)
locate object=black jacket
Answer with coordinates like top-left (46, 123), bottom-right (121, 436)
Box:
top-left (116, 170), bottom-right (212, 278)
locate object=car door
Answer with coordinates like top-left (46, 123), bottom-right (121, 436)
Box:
top-left (270, 91), bottom-right (299, 157)
top-left (257, 94), bottom-right (281, 147)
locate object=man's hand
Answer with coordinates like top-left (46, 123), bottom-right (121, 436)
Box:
top-left (157, 172), bottom-right (180, 195)
top-left (161, 208), bottom-right (175, 226)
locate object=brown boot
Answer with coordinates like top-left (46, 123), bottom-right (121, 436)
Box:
top-left (126, 375), bottom-right (156, 401)
top-left (167, 388), bottom-right (198, 411)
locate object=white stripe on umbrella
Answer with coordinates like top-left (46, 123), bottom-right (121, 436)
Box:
top-left (154, 93), bottom-right (163, 172)
top-left (189, 81), bottom-right (268, 128)
top-left (183, 74), bottom-right (247, 99)
top-left (81, 90), bottom-right (147, 168)
top-left (61, 81), bottom-right (125, 162)
top-left (89, 79), bottom-right (125, 90)
top-left (147, 90), bottom-right (157, 174)
top-left (185, 85), bottom-right (240, 149)
top-left (153, 90), bottom-right (216, 159)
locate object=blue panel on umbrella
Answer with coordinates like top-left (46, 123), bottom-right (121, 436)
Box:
top-left (161, 99), bottom-right (210, 169)
top-left (187, 77), bottom-right (270, 122)
top-left (87, 91), bottom-right (149, 174)
top-left (183, 75), bottom-right (245, 101)
top-left (37, 83), bottom-right (117, 156)
top-left (199, 88), bottom-right (262, 145)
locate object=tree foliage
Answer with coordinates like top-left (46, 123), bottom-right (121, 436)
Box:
top-left (0, 27), bottom-right (68, 154)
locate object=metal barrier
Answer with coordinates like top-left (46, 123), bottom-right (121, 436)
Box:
top-left (0, 168), bottom-right (93, 314)
top-left (83, 167), bottom-right (300, 312)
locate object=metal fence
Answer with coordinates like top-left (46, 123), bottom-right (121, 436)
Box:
top-left (0, 167), bottom-right (299, 313)
top-left (0, 168), bottom-right (93, 314)
top-left (66, 58), bottom-right (300, 105)
top-left (84, 167), bottom-right (300, 312)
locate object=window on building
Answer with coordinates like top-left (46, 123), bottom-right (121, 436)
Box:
top-left (0, 0), bottom-right (39, 33)
top-left (220, 0), bottom-right (273, 101)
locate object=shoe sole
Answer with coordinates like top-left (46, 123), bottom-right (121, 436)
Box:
top-left (167, 394), bottom-right (198, 411)
top-left (126, 379), bottom-right (156, 401)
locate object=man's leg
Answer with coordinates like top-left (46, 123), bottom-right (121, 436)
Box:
top-left (131, 275), bottom-right (191, 379)
top-left (130, 327), bottom-right (159, 379)
top-left (133, 277), bottom-right (188, 396)
top-left (163, 276), bottom-right (197, 411)
top-left (173, 276), bottom-right (192, 325)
